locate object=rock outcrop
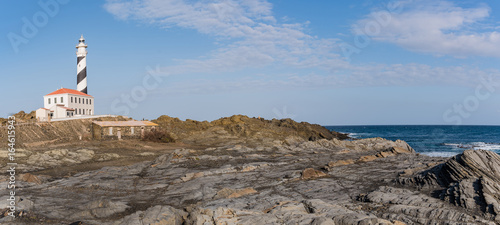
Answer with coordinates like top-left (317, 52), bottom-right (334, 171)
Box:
top-left (360, 186), bottom-right (494, 224)
top-left (2, 114), bottom-right (500, 224)
top-left (153, 115), bottom-right (349, 145)
top-left (1, 136), bottom-right (492, 224)
top-left (399, 149), bottom-right (500, 221)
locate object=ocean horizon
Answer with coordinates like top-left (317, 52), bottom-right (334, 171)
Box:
top-left (325, 125), bottom-right (500, 157)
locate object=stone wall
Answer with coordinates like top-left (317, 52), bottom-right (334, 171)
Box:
top-left (92, 125), bottom-right (156, 140)
top-left (0, 116), bottom-right (129, 147)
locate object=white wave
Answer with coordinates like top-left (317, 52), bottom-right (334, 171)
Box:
top-left (422, 151), bottom-right (458, 157)
top-left (472, 142), bottom-right (500, 151)
top-left (441, 142), bottom-right (500, 151)
top-left (343, 132), bottom-right (370, 138)
top-left (348, 133), bottom-right (360, 138)
top-left (336, 132), bottom-right (360, 138)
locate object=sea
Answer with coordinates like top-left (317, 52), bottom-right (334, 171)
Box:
top-left (325, 125), bottom-right (500, 158)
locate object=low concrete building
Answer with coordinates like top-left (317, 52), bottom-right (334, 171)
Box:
top-left (92, 121), bottom-right (158, 140)
top-left (35, 108), bottom-right (51, 122)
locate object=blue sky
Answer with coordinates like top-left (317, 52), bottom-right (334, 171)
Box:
top-left (2, 0), bottom-right (500, 125)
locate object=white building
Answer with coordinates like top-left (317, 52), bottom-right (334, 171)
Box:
top-left (36, 36), bottom-right (95, 122)
top-left (36, 88), bottom-right (95, 121)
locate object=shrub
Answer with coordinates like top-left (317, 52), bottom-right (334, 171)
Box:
top-left (142, 129), bottom-right (175, 143)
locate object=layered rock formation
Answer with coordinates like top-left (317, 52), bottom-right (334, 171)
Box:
top-left (1, 114), bottom-right (500, 224)
top-left (153, 115), bottom-right (349, 145)
top-left (0, 136), bottom-right (496, 224)
top-left (399, 149), bottom-right (500, 222)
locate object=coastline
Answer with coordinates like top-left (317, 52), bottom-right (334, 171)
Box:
top-left (0, 113), bottom-right (498, 224)
top-left (328, 125), bottom-right (500, 158)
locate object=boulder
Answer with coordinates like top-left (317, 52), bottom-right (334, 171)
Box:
top-left (301, 168), bottom-right (327, 179)
top-left (19, 173), bottom-right (42, 184)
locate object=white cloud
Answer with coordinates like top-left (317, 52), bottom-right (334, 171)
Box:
top-left (104, 0), bottom-right (500, 94)
top-left (105, 0), bottom-right (275, 37)
top-left (150, 63), bottom-right (500, 96)
top-left (104, 0), bottom-right (348, 74)
top-left (354, 0), bottom-right (500, 58)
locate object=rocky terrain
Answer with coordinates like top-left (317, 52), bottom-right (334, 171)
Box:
top-left (0, 113), bottom-right (129, 147)
top-left (152, 115), bottom-right (349, 144)
top-left (0, 114), bottom-right (499, 224)
top-left (398, 149), bottom-right (500, 222)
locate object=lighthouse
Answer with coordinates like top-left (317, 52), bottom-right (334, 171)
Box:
top-left (76, 35), bottom-right (88, 94)
top-left (35, 35), bottom-right (95, 122)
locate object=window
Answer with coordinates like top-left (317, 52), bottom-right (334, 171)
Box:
top-left (48, 98), bottom-right (51, 104)
top-left (54, 98), bottom-right (57, 104)
top-left (131, 127), bottom-right (134, 135)
top-left (61, 97), bottom-right (63, 103)
top-left (71, 97), bottom-right (73, 103)
top-left (86, 99), bottom-right (88, 104)
top-left (79, 109), bottom-right (81, 114)
top-left (79, 98), bottom-right (81, 104)
top-left (90, 99), bottom-right (92, 104)
top-left (109, 127), bottom-right (113, 135)
top-left (89, 109), bottom-right (92, 115)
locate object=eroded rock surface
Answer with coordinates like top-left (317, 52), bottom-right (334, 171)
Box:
top-left (153, 115), bottom-right (350, 145)
top-left (1, 136), bottom-right (496, 224)
top-left (399, 149), bottom-right (500, 222)
top-left (1, 114), bottom-right (499, 224)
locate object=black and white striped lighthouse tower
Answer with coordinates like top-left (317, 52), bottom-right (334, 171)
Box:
top-left (76, 35), bottom-right (88, 94)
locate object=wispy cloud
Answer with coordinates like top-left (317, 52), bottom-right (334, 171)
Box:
top-left (354, 0), bottom-right (500, 58)
top-left (104, 0), bottom-right (347, 74)
top-left (104, 0), bottom-right (500, 95)
top-left (147, 64), bottom-right (500, 96)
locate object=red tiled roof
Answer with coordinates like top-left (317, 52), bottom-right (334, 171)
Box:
top-left (45, 88), bottom-right (92, 97)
